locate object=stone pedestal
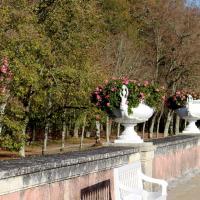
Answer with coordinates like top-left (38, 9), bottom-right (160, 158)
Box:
top-left (114, 124), bottom-right (143, 144)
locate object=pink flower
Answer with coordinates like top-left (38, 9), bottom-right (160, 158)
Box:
top-left (106, 102), bottom-right (110, 107)
top-left (105, 95), bottom-right (110, 98)
top-left (0, 65), bottom-right (8, 73)
top-left (96, 95), bottom-right (101, 100)
top-left (96, 87), bottom-right (100, 91)
top-left (3, 58), bottom-right (8, 66)
top-left (176, 91), bottom-right (181, 96)
top-left (144, 80), bottom-right (149, 86)
top-left (104, 79), bottom-right (108, 84)
top-left (111, 88), bottom-right (115, 92)
top-left (140, 92), bottom-right (145, 99)
top-left (122, 78), bottom-right (129, 85)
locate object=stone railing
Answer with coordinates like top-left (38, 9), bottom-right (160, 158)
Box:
top-left (0, 146), bottom-right (142, 200)
top-left (1, 134), bottom-right (200, 199)
top-left (152, 134), bottom-right (200, 181)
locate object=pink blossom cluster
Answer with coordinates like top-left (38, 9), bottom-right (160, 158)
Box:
top-left (0, 58), bottom-right (12, 95)
top-left (165, 89), bottom-right (200, 110)
top-left (91, 77), bottom-right (165, 114)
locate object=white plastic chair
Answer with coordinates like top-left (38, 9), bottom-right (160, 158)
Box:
top-left (114, 161), bottom-right (168, 200)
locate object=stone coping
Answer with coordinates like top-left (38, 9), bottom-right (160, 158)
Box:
top-left (151, 134), bottom-right (200, 146)
top-left (104, 142), bottom-right (156, 152)
top-left (0, 146), bottom-right (139, 180)
top-left (150, 134), bottom-right (200, 155)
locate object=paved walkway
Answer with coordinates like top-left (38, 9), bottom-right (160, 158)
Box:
top-left (167, 174), bottom-right (200, 200)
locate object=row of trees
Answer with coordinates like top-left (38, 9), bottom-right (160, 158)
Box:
top-left (0, 0), bottom-right (200, 156)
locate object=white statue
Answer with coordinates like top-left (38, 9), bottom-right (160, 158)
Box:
top-left (120, 85), bottom-right (129, 110)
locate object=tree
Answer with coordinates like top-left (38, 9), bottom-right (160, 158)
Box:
top-left (0, 0), bottom-right (53, 156)
top-left (129, 0), bottom-right (200, 136)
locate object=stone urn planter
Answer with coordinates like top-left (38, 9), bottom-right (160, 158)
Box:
top-left (91, 78), bottom-right (164, 144)
top-left (176, 95), bottom-right (200, 134)
top-left (113, 85), bottom-right (154, 143)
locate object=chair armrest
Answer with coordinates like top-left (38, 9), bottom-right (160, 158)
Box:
top-left (140, 172), bottom-right (168, 195)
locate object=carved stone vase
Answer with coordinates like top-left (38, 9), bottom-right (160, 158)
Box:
top-left (113, 85), bottom-right (154, 144)
top-left (176, 95), bottom-right (200, 134)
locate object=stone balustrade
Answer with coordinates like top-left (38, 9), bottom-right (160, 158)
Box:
top-left (0, 134), bottom-right (200, 199)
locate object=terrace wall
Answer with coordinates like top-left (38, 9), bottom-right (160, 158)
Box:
top-left (153, 134), bottom-right (200, 180)
top-left (0, 135), bottom-right (200, 199)
top-left (0, 147), bottom-right (141, 200)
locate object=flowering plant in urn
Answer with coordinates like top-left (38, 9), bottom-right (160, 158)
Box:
top-left (91, 78), bottom-right (164, 115)
top-left (165, 90), bottom-right (200, 110)
top-left (166, 90), bottom-right (200, 134)
top-left (91, 78), bottom-right (165, 143)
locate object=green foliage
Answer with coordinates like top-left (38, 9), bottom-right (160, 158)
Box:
top-left (0, 0), bottom-right (199, 152)
top-left (99, 0), bottom-right (131, 34)
top-left (35, 0), bottom-right (106, 127)
top-left (0, 0), bottom-right (53, 150)
top-left (91, 78), bottom-right (165, 115)
top-left (0, 132), bottom-right (26, 151)
top-left (0, 97), bottom-right (27, 151)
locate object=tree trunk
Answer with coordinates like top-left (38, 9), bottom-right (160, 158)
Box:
top-left (43, 121), bottom-right (49, 153)
top-left (184, 120), bottom-right (187, 129)
top-left (117, 123), bottom-right (120, 138)
top-left (19, 136), bottom-right (25, 157)
top-left (142, 122), bottom-right (146, 139)
top-left (61, 121), bottom-right (66, 151)
top-left (95, 120), bottom-right (101, 145)
top-left (18, 94), bottom-right (32, 157)
top-left (169, 112), bottom-right (174, 135)
top-left (0, 94), bottom-right (9, 134)
top-left (66, 126), bottom-right (69, 137)
top-left (156, 104), bottom-right (164, 138)
top-left (73, 122), bottom-right (79, 138)
top-left (106, 116), bottom-right (110, 143)
top-left (0, 103), bottom-right (6, 134)
top-left (164, 110), bottom-right (173, 137)
top-left (149, 113), bottom-right (157, 138)
top-left (175, 114), bottom-right (180, 135)
top-left (19, 127), bottom-right (26, 157)
top-left (109, 119), bottom-right (112, 137)
top-left (43, 92), bottom-right (52, 153)
top-left (19, 115), bottom-right (29, 157)
top-left (32, 124), bottom-right (36, 142)
top-left (80, 115), bottom-right (87, 149)
top-left (69, 116), bottom-right (72, 131)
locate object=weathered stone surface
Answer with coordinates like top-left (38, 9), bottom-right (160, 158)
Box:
top-left (0, 146), bottom-right (140, 196)
top-left (152, 134), bottom-right (200, 180)
top-left (151, 134), bottom-right (200, 155)
top-left (0, 147), bottom-right (139, 180)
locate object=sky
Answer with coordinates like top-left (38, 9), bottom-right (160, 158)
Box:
top-left (187, 0), bottom-right (200, 7)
